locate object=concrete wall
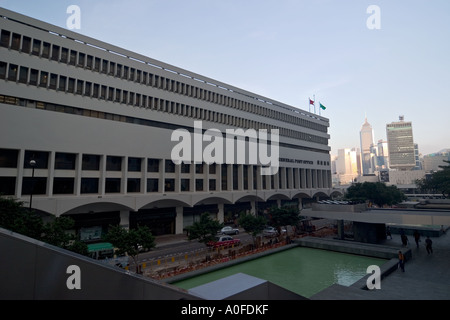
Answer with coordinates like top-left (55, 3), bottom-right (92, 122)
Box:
top-left (0, 227), bottom-right (199, 300)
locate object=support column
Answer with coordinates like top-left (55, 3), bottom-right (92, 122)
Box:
top-left (175, 206), bottom-right (184, 234)
top-left (217, 203), bottom-right (224, 223)
top-left (337, 220), bottom-right (345, 240)
top-left (120, 211), bottom-right (130, 229)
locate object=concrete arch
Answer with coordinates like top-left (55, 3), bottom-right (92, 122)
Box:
top-left (139, 198), bottom-right (191, 210)
top-left (292, 191), bottom-right (313, 199)
top-left (62, 201), bottom-right (136, 216)
top-left (266, 192), bottom-right (291, 201)
top-left (193, 195), bottom-right (234, 206)
top-left (330, 190), bottom-right (345, 198)
top-left (233, 194), bottom-right (265, 203)
top-left (312, 191), bottom-right (329, 199)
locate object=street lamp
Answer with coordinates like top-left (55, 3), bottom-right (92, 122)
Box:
top-left (29, 159), bottom-right (36, 211)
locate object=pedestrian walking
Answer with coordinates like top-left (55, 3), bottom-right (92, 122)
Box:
top-left (398, 250), bottom-right (405, 272)
top-left (413, 230), bottom-right (421, 248)
top-left (401, 233), bottom-right (409, 247)
top-left (425, 236), bottom-right (433, 254)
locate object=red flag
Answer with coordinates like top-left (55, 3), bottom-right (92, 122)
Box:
top-left (309, 98), bottom-right (315, 105)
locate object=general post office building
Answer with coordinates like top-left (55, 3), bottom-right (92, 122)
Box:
top-left (0, 8), bottom-right (335, 239)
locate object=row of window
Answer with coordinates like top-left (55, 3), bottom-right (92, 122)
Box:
top-left (0, 28), bottom-right (328, 133)
top-left (0, 148), bottom-right (218, 174)
top-left (0, 90), bottom-right (330, 147)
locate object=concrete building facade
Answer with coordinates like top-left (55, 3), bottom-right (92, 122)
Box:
top-left (0, 8), bottom-right (337, 238)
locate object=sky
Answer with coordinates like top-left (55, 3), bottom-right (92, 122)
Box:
top-left (2, 0), bottom-right (449, 156)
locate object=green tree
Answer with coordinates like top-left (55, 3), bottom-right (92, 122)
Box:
top-left (416, 160), bottom-right (450, 198)
top-left (238, 212), bottom-right (266, 246)
top-left (345, 182), bottom-right (406, 207)
top-left (186, 212), bottom-right (223, 245)
top-left (0, 196), bottom-right (89, 255)
top-left (104, 224), bottom-right (155, 273)
top-left (267, 205), bottom-right (301, 236)
top-left (0, 197), bottom-right (43, 239)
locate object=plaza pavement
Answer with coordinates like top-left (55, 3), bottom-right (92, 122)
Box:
top-left (154, 227), bottom-right (450, 300)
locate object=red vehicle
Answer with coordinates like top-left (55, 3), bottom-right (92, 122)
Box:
top-left (207, 235), bottom-right (241, 249)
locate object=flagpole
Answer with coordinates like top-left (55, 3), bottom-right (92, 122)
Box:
top-left (314, 95), bottom-right (316, 114)
top-left (319, 101), bottom-right (321, 116)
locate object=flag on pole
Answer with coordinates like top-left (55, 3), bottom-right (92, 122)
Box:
top-left (309, 98), bottom-right (315, 106)
top-left (320, 103), bottom-right (326, 110)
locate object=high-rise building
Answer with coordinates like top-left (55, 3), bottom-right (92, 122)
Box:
top-left (375, 139), bottom-right (389, 170)
top-left (335, 148), bottom-right (360, 185)
top-left (360, 117), bottom-right (374, 175)
top-left (386, 116), bottom-right (416, 170)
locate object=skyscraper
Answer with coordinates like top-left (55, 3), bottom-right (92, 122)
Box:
top-left (360, 117), bottom-right (374, 174)
top-left (386, 116), bottom-right (416, 170)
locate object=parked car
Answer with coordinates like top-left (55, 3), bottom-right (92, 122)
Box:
top-left (262, 226), bottom-right (279, 237)
top-left (220, 226), bottom-right (239, 235)
top-left (207, 235), bottom-right (241, 249)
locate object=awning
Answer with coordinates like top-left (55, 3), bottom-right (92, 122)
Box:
top-left (87, 242), bottom-right (114, 252)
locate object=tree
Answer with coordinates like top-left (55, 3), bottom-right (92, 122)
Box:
top-left (185, 212), bottom-right (223, 245)
top-left (103, 224), bottom-right (155, 273)
top-left (416, 160), bottom-right (450, 198)
top-left (0, 196), bottom-right (89, 255)
top-left (0, 197), bottom-right (43, 239)
top-left (267, 205), bottom-right (301, 236)
top-left (345, 182), bottom-right (406, 207)
top-left (238, 212), bottom-right (266, 247)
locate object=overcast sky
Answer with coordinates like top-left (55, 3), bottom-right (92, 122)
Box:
top-left (2, 0), bottom-right (449, 156)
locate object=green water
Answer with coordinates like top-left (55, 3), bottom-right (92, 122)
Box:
top-left (172, 247), bottom-right (386, 298)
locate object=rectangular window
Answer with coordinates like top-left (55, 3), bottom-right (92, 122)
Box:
top-left (196, 179), bottom-right (203, 191)
top-left (209, 179), bottom-right (216, 191)
top-left (221, 164), bottom-right (228, 190)
top-left (49, 73), bottom-right (57, 89)
top-left (55, 152), bottom-right (76, 170)
top-left (147, 159), bottom-right (160, 172)
top-left (51, 45), bottom-right (60, 61)
top-left (94, 58), bottom-right (100, 71)
top-left (102, 59), bottom-right (108, 74)
top-left (0, 177), bottom-right (16, 195)
top-left (60, 47), bottom-right (69, 63)
top-left (11, 33), bottom-right (20, 51)
top-left (0, 62), bottom-right (6, 79)
top-left (8, 64), bottom-right (18, 81)
top-left (76, 80), bottom-right (83, 94)
top-left (22, 177), bottom-right (47, 195)
top-left (24, 150), bottom-right (49, 169)
top-left (128, 157), bottom-right (142, 172)
top-left (164, 179), bottom-right (175, 192)
top-left (32, 39), bottom-right (41, 56)
top-left (69, 50), bottom-right (77, 65)
top-left (68, 78), bottom-right (75, 93)
top-left (58, 75), bottom-right (66, 91)
top-left (233, 165), bottom-right (239, 190)
top-left (21, 36), bottom-right (31, 53)
top-left (147, 178), bottom-right (159, 192)
top-left (92, 83), bottom-right (99, 98)
top-left (0, 30), bottom-right (10, 47)
top-left (29, 69), bottom-right (38, 85)
top-left (81, 178), bottom-right (98, 194)
top-left (165, 159), bottom-right (175, 173)
top-left (127, 178), bottom-right (141, 193)
top-left (78, 52), bottom-right (85, 67)
top-left (106, 156), bottom-right (122, 171)
top-left (0, 149), bottom-right (19, 168)
top-left (41, 42), bottom-right (50, 58)
top-left (181, 179), bottom-right (190, 191)
top-left (86, 55), bottom-right (93, 69)
top-left (84, 81), bottom-right (91, 96)
top-left (105, 178), bottom-right (121, 193)
top-left (53, 178), bottom-right (74, 194)
top-left (181, 163), bottom-right (190, 174)
top-left (18, 66), bottom-right (28, 84)
top-left (82, 154), bottom-right (100, 170)
top-left (39, 71), bottom-right (48, 87)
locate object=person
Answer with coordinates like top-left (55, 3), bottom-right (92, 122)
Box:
top-left (398, 250), bottom-right (405, 272)
top-left (425, 236), bottom-right (433, 254)
top-left (401, 233), bottom-right (409, 247)
top-left (386, 226), bottom-right (392, 239)
top-left (413, 230), bottom-right (421, 248)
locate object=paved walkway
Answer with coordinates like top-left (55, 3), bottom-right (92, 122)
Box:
top-left (154, 228), bottom-right (450, 300)
top-left (311, 230), bottom-right (450, 300)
